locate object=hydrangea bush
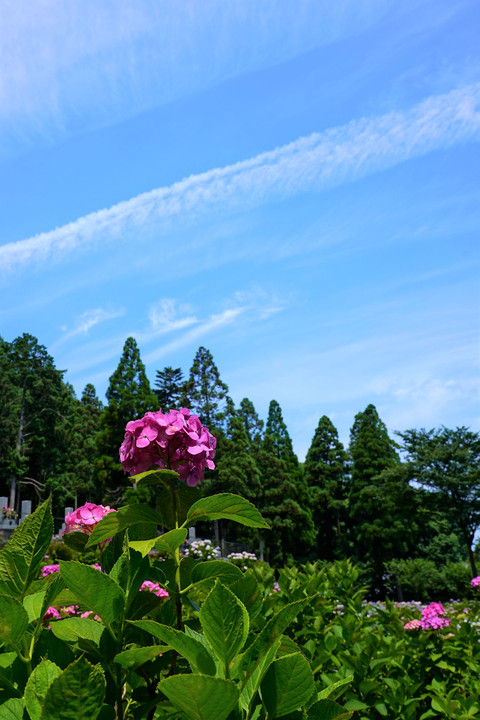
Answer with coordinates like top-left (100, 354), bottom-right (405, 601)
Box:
top-left (0, 408), bottom-right (347, 720)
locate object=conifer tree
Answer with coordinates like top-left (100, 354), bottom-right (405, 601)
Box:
top-left (154, 367), bottom-right (185, 411)
top-left (238, 398), bottom-right (264, 451)
top-left (185, 347), bottom-right (229, 431)
top-left (0, 334), bottom-right (66, 510)
top-left (348, 404), bottom-right (402, 589)
top-left (97, 337), bottom-right (157, 504)
top-left (258, 400), bottom-right (315, 564)
top-left (304, 415), bottom-right (348, 560)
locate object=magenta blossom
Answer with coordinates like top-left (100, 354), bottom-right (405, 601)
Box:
top-left (471, 576), bottom-right (480, 588)
top-left (64, 503), bottom-right (116, 535)
top-left (119, 408), bottom-right (216, 487)
top-left (140, 581), bottom-right (169, 598)
top-left (42, 564), bottom-right (60, 577)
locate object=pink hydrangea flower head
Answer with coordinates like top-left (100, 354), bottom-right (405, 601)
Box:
top-left (422, 602), bottom-right (446, 618)
top-left (471, 576), bottom-right (480, 588)
top-left (119, 408), bottom-right (216, 486)
top-left (64, 503), bottom-right (116, 535)
top-left (404, 619), bottom-right (422, 630)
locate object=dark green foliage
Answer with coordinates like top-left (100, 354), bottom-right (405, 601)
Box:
top-left (237, 398), bottom-right (264, 451)
top-left (154, 366), bottom-right (185, 411)
top-left (304, 416), bottom-right (348, 560)
top-left (97, 337), bottom-right (157, 505)
top-left (399, 426), bottom-right (480, 576)
top-left (0, 334), bottom-right (67, 510)
top-left (185, 347), bottom-right (229, 431)
top-left (259, 400), bottom-right (315, 565)
top-left (47, 384), bottom-right (103, 514)
top-left (348, 405), bottom-right (402, 590)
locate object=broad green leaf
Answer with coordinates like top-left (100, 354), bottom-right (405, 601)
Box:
top-left (129, 528), bottom-right (187, 558)
top-left (0, 595), bottom-right (29, 652)
top-left (131, 469), bottom-right (179, 485)
top-left (317, 676), bottom-right (354, 702)
top-left (261, 653), bottom-right (314, 718)
top-left (49, 617), bottom-right (105, 646)
top-left (62, 532), bottom-right (89, 552)
top-left (40, 657), bottom-right (105, 720)
top-left (200, 581), bottom-right (249, 673)
top-left (307, 700), bottom-right (353, 719)
top-left (154, 484), bottom-right (201, 529)
top-left (229, 571), bottom-right (263, 619)
top-left (159, 674), bottom-right (239, 720)
top-left (23, 590), bottom-right (46, 623)
top-left (59, 561), bottom-right (125, 626)
top-left (25, 660), bottom-right (62, 720)
top-left (185, 493), bottom-right (269, 528)
top-left (129, 620), bottom-right (216, 675)
top-left (114, 645), bottom-right (167, 670)
top-left (85, 504), bottom-right (163, 547)
top-left (96, 706), bottom-right (116, 720)
top-left (0, 498), bottom-right (53, 599)
top-left (0, 698), bottom-right (25, 719)
top-left (190, 560), bottom-right (242, 587)
top-left (238, 597), bottom-right (312, 709)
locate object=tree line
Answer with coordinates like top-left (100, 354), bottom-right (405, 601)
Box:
top-left (1, 333), bottom-right (479, 592)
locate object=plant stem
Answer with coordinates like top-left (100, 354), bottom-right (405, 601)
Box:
top-left (169, 476), bottom-right (183, 674)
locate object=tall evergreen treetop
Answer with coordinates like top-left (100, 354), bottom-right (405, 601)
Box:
top-left (304, 415), bottom-right (348, 559)
top-left (263, 400), bottom-right (297, 466)
top-left (349, 403), bottom-right (399, 484)
top-left (154, 366), bottom-right (185, 411)
top-left (106, 337), bottom-right (157, 416)
top-left (238, 398), bottom-right (264, 451)
top-left (186, 347), bottom-right (229, 430)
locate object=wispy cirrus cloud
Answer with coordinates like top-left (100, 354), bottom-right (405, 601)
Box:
top-left (1, 82), bottom-right (480, 275)
top-left (0, 0), bottom-right (401, 156)
top-left (51, 306), bottom-right (125, 348)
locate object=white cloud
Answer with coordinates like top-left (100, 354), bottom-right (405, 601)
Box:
top-left (51, 306), bottom-right (124, 348)
top-left (1, 83), bottom-right (479, 276)
top-left (0, 0), bottom-right (402, 155)
top-left (146, 299), bottom-right (197, 335)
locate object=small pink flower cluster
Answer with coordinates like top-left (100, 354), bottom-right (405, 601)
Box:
top-left (471, 576), bottom-right (480, 588)
top-left (63, 503), bottom-right (116, 535)
top-left (140, 581), bottom-right (169, 598)
top-left (404, 602), bottom-right (450, 631)
top-left (119, 408), bottom-right (216, 487)
top-left (42, 563), bottom-right (60, 577)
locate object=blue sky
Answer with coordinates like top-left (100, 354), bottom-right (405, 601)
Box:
top-left (1, 0), bottom-right (479, 460)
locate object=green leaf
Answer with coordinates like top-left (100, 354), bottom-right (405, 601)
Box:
top-left (185, 494), bottom-right (269, 528)
top-left (0, 595), bottom-right (29, 652)
top-left (85, 504), bottom-right (163, 548)
top-left (23, 590), bottom-right (46, 623)
top-left (62, 532), bottom-right (89, 553)
top-left (317, 676), bottom-right (354, 702)
top-left (40, 657), bottom-right (105, 720)
top-left (261, 653), bottom-right (314, 717)
top-left (239, 597), bottom-right (312, 710)
top-left (129, 528), bottom-right (187, 558)
top-left (200, 581), bottom-right (249, 673)
top-left (190, 560), bottom-right (242, 587)
top-left (24, 660), bottom-right (63, 720)
top-left (0, 698), bottom-right (26, 719)
top-left (159, 674), bottom-right (239, 720)
top-left (131, 469), bottom-right (179, 485)
top-left (307, 699), bottom-right (353, 719)
top-left (0, 498), bottom-right (53, 599)
top-left (114, 645), bottom-right (167, 670)
top-left (229, 571), bottom-right (263, 620)
top-left (49, 617), bottom-right (105, 646)
top-left (59, 561), bottom-right (125, 626)
top-left (130, 620), bottom-right (216, 675)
